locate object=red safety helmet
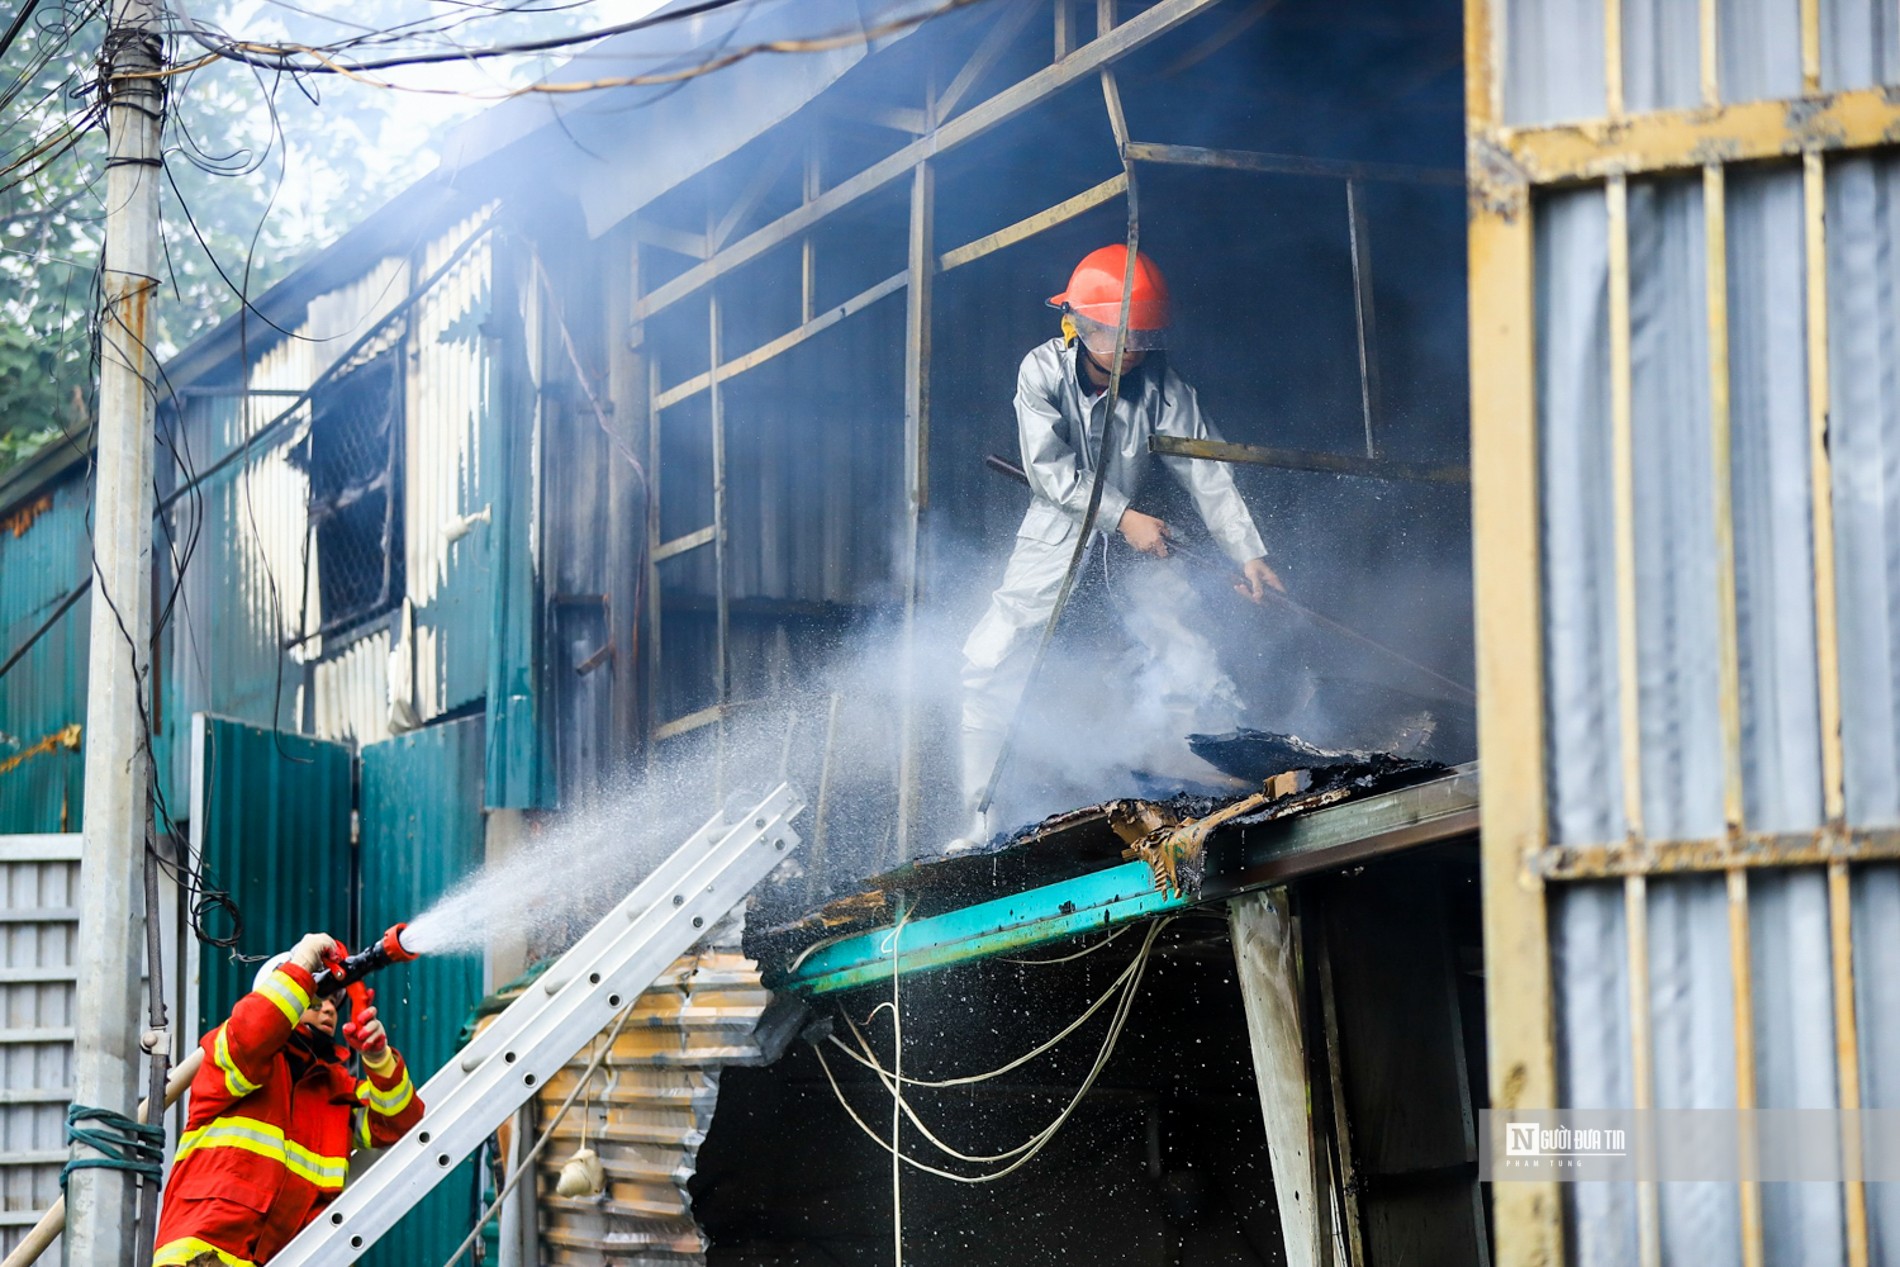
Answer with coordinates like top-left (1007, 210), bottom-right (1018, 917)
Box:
top-left (1047, 245), bottom-right (1171, 351)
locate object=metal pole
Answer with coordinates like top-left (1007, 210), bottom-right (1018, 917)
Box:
top-left (69, 0), bottom-right (162, 1259)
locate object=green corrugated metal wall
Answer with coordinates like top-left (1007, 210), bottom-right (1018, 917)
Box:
top-left (0, 468), bottom-right (92, 833)
top-left (191, 715), bottom-right (355, 1029)
top-left (360, 715), bottom-right (487, 1265)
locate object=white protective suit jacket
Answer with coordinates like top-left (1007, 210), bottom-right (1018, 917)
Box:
top-left (957, 339), bottom-right (1267, 818)
top-left (1011, 338), bottom-right (1267, 563)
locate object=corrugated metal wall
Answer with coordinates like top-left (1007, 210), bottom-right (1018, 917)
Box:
top-left (0, 471), bottom-right (90, 834)
top-left (1505, 0), bottom-right (1900, 1261)
top-left (189, 715), bottom-right (354, 1029)
top-left (358, 715), bottom-right (487, 1265)
top-left (408, 216), bottom-right (497, 721)
top-left (0, 835), bottom-right (78, 1258)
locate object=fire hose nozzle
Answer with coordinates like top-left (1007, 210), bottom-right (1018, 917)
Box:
top-left (314, 922), bottom-right (420, 997)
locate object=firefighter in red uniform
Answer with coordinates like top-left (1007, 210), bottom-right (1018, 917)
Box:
top-left (152, 933), bottom-right (425, 1267)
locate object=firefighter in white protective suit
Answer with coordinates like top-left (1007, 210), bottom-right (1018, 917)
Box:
top-left (955, 245), bottom-right (1284, 850)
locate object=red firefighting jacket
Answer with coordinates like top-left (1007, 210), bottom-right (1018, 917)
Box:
top-left (151, 962), bottom-right (424, 1266)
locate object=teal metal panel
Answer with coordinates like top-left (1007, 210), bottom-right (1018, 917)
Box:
top-left (0, 468), bottom-right (91, 833)
top-left (778, 766), bottom-right (1482, 995)
top-left (483, 259), bottom-right (551, 809)
top-left (192, 715), bottom-right (354, 1028)
top-left (359, 715), bottom-right (487, 1266)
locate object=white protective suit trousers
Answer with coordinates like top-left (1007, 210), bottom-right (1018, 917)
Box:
top-left (959, 533), bottom-right (1243, 816)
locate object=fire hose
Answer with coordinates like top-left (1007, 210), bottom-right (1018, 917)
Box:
top-left (1, 924), bottom-right (420, 1267)
top-left (982, 453), bottom-right (1475, 704)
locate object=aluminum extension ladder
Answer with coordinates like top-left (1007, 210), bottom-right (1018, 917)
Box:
top-left (268, 782), bottom-right (806, 1266)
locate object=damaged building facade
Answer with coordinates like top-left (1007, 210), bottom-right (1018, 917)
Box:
top-left (0, 0), bottom-right (1895, 1263)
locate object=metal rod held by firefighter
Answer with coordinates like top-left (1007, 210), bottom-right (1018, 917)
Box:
top-left (982, 454), bottom-right (1474, 703)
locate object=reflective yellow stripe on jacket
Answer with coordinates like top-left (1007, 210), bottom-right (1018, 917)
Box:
top-left (175, 1115), bottom-right (349, 1190)
top-left (254, 967), bottom-right (312, 1027)
top-left (357, 1066), bottom-right (413, 1117)
top-left (211, 1026), bottom-right (259, 1099)
top-left (152, 1236), bottom-right (256, 1267)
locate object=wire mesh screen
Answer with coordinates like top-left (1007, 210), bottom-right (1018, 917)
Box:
top-left (299, 354), bottom-right (405, 636)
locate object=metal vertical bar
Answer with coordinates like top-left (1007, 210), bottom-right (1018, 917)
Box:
top-left (1830, 858), bottom-right (1869, 1266)
top-left (802, 149), bottom-right (820, 326)
top-left (1803, 151), bottom-right (1845, 825)
top-left (895, 145), bottom-right (935, 861)
top-left (1347, 179), bottom-right (1383, 460)
top-left (644, 354), bottom-right (664, 761)
top-left (1706, 166), bottom-right (1745, 835)
top-left (1626, 874), bottom-right (1661, 1267)
top-left (1467, 0), bottom-right (1560, 1256)
top-left (708, 285), bottom-right (730, 801)
top-left (1727, 867), bottom-right (1765, 1267)
top-left (1607, 175), bottom-right (1644, 842)
top-left (1800, 0), bottom-right (1822, 94)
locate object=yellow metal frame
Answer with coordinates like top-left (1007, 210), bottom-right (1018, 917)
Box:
top-left (1468, 0), bottom-right (1891, 1262)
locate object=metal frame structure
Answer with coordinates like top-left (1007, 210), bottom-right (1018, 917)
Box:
top-left (1466, 1), bottom-right (1900, 1262)
top-left (630, 0), bottom-right (1462, 860)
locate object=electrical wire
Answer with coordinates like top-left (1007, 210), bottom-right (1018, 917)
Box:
top-left (829, 931), bottom-right (1146, 1089)
top-left (814, 917), bottom-right (1170, 1183)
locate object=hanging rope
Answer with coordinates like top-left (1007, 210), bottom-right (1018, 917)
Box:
top-left (61, 1104), bottom-right (164, 1188)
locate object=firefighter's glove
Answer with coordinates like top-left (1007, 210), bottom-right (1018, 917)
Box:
top-left (345, 1000), bottom-right (392, 1069)
top-left (288, 932), bottom-right (339, 975)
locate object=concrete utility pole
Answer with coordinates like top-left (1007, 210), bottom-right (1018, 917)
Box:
top-left (68, 0), bottom-right (164, 1258)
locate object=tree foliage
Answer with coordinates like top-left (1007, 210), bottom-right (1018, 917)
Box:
top-left (0, 0), bottom-right (456, 475)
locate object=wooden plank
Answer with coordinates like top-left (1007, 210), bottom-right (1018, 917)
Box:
top-left (1729, 868), bottom-right (1765, 1267)
top-left (1608, 175), bottom-right (1644, 841)
top-left (1538, 826), bottom-right (1900, 878)
top-left (1799, 0), bottom-right (1821, 93)
top-left (1465, 51), bottom-right (1562, 1259)
top-left (1147, 434), bottom-right (1468, 484)
top-left (0, 966), bottom-right (77, 984)
top-left (652, 273), bottom-right (907, 410)
top-left (1831, 859), bottom-right (1870, 1267)
top-left (1124, 140), bottom-right (1464, 187)
top-left (896, 155), bottom-right (935, 864)
top-left (1626, 875), bottom-right (1661, 1267)
top-left (936, 0), bottom-right (1038, 119)
top-left (0, 907), bottom-right (77, 924)
top-left (1498, 86), bottom-right (1900, 184)
top-left (1805, 151), bottom-right (1846, 825)
top-left (650, 525), bottom-right (715, 563)
top-left (1706, 165), bottom-right (1745, 833)
top-left (633, 0), bottom-right (1227, 322)
top-left (938, 174), bottom-right (1128, 273)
